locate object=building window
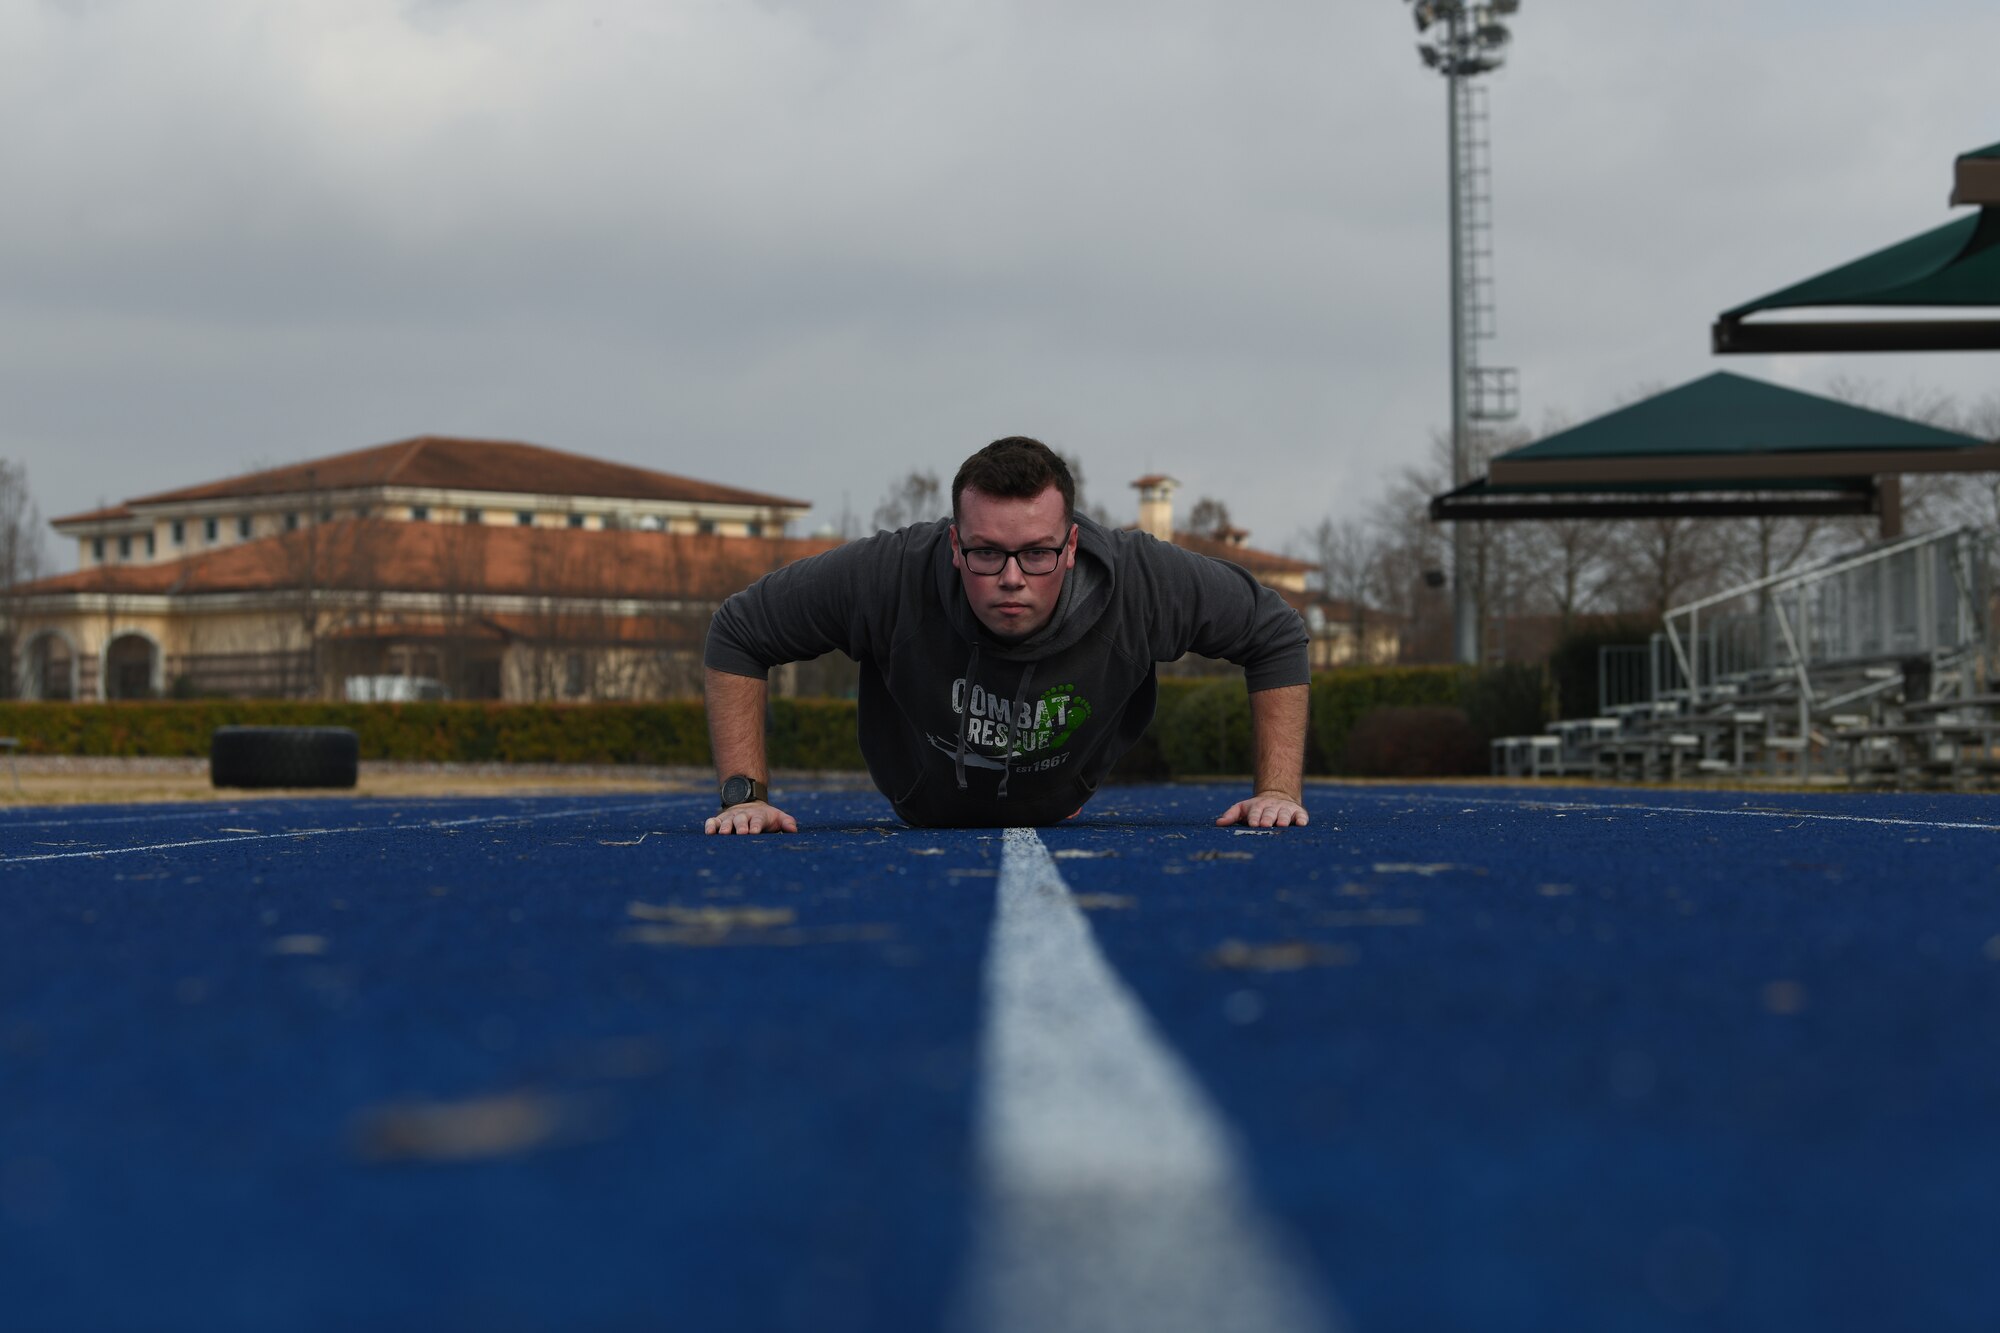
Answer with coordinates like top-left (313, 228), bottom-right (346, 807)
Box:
top-left (564, 652), bottom-right (587, 698)
top-left (320, 508), bottom-right (333, 523)
top-left (697, 519), bottom-right (717, 536)
top-left (746, 521), bottom-right (762, 537)
top-left (237, 515), bottom-right (252, 539)
top-left (568, 513), bottom-right (585, 530)
top-left (411, 506), bottom-right (429, 521)
top-left (464, 508), bottom-right (482, 525)
top-left (516, 510), bottom-right (534, 526)
top-left (118, 535), bottom-right (131, 559)
top-left (145, 534), bottom-right (156, 557)
top-left (204, 517), bottom-right (219, 542)
top-left (92, 537), bottom-right (105, 561)
top-left (285, 512), bottom-right (299, 532)
top-left (171, 519), bottom-right (185, 545)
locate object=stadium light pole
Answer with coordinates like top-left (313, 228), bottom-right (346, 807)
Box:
top-left (1406, 0), bottom-right (1518, 665)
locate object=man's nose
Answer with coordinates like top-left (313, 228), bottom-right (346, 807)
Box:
top-left (997, 555), bottom-right (1028, 586)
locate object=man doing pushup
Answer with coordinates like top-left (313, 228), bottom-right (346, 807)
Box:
top-left (701, 436), bottom-right (1310, 832)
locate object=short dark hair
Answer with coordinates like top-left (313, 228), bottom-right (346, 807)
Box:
top-left (951, 437), bottom-right (1076, 525)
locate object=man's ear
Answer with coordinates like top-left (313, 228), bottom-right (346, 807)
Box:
top-left (949, 524), bottom-right (964, 572)
top-left (1062, 522), bottom-right (1079, 570)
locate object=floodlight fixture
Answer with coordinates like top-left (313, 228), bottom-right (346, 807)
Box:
top-left (1405, 1), bottom-right (1514, 77)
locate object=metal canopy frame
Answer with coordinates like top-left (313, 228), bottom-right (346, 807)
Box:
top-left (1487, 442), bottom-right (2000, 488)
top-left (1714, 318), bottom-right (2000, 355)
top-left (1429, 477), bottom-right (1880, 523)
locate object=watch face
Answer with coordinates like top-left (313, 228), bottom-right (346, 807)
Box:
top-left (721, 776), bottom-right (756, 807)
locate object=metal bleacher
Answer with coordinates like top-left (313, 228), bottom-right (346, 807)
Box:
top-left (1493, 526), bottom-right (2000, 787)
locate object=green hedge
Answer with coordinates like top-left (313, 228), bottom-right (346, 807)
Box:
top-left (1156, 678), bottom-right (1256, 777)
top-left (1308, 666), bottom-right (1469, 767)
top-left (1547, 617), bottom-right (1658, 719)
top-left (0, 664), bottom-right (1549, 778)
top-left (0, 701), bottom-right (724, 766)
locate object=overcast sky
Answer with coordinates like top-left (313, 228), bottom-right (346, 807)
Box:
top-left (5, 0), bottom-right (1997, 563)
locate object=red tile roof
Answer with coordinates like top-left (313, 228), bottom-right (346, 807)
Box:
top-left (48, 504), bottom-right (137, 526)
top-left (15, 519), bottom-right (838, 602)
top-left (102, 436), bottom-right (810, 511)
top-left (1167, 530), bottom-right (1315, 576)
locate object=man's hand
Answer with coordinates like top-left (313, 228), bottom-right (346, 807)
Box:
top-left (1215, 789), bottom-right (1309, 828)
top-left (704, 801), bottom-right (799, 835)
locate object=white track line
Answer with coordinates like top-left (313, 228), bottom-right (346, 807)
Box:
top-left (0, 800), bottom-right (676, 865)
top-left (0, 797), bottom-right (582, 834)
top-left (950, 827), bottom-right (1338, 1333)
top-left (1333, 788), bottom-right (2000, 834)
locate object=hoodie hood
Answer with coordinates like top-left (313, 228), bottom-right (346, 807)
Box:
top-left (931, 513), bottom-right (1117, 662)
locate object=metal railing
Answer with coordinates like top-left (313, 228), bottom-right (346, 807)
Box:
top-left (1597, 638), bottom-right (1687, 713)
top-left (1657, 527), bottom-right (1989, 774)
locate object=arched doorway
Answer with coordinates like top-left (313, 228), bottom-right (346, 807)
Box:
top-left (24, 632), bottom-right (77, 701)
top-left (104, 632), bottom-right (160, 700)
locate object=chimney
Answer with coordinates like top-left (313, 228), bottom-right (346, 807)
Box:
top-left (1131, 474), bottom-right (1179, 541)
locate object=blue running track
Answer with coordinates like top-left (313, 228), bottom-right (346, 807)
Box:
top-left (3, 783), bottom-right (1999, 1331)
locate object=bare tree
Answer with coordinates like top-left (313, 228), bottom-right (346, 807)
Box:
top-left (428, 521), bottom-right (488, 699)
top-left (1302, 515), bottom-right (1382, 662)
top-left (873, 471), bottom-right (943, 531)
top-left (1185, 497), bottom-right (1231, 538)
top-left (1055, 451), bottom-right (1115, 527)
top-left (1601, 516), bottom-right (1730, 619)
top-left (1370, 426), bottom-right (1540, 660)
top-left (1370, 458), bottom-right (1452, 662)
top-left (1526, 519), bottom-right (1617, 632)
top-left (0, 461), bottom-right (46, 698)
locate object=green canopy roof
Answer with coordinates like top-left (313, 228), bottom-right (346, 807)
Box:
top-left (1720, 208), bottom-right (2000, 317)
top-left (1716, 142), bottom-right (2000, 352)
top-left (1486, 372), bottom-right (1993, 487)
top-left (1432, 372), bottom-right (2000, 527)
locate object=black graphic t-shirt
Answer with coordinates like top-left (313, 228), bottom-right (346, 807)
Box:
top-left (704, 514), bottom-right (1308, 827)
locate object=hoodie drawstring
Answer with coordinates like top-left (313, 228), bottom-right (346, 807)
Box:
top-left (956, 650), bottom-right (1036, 800)
top-left (954, 644), bottom-right (980, 791)
top-left (997, 661), bottom-right (1035, 800)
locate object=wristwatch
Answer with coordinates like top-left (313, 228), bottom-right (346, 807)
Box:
top-left (719, 775), bottom-right (768, 810)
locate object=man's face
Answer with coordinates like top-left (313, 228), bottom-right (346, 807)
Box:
top-left (950, 484), bottom-right (1078, 641)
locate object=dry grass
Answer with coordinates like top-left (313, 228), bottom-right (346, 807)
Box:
top-left (0, 758), bottom-right (708, 808)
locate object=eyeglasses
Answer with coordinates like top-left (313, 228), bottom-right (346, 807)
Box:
top-left (957, 535), bottom-right (1067, 576)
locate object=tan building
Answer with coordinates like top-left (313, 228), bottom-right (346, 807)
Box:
top-left (12, 437), bottom-right (833, 701)
top-left (1127, 475), bottom-right (1399, 669)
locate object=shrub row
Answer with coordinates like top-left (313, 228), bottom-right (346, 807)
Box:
top-left (0, 664), bottom-right (1547, 778)
top-left (1148, 664), bottom-right (1550, 778)
top-left (0, 700), bottom-right (857, 770)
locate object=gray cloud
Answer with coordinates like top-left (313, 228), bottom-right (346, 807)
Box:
top-left (4, 0), bottom-right (1997, 549)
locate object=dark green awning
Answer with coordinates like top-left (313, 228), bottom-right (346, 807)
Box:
top-left (1715, 142), bottom-right (2000, 352)
top-left (1432, 372), bottom-right (2000, 525)
top-left (1485, 372), bottom-right (1996, 487)
top-left (1721, 208), bottom-right (2000, 316)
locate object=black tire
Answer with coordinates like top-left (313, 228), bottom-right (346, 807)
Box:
top-left (210, 726), bottom-right (360, 790)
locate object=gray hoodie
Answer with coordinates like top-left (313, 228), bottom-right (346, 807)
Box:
top-left (704, 514), bottom-right (1309, 827)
